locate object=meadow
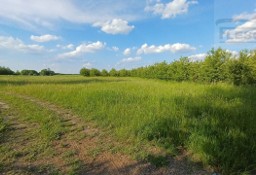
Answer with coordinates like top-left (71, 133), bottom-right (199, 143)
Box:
top-left (0, 75), bottom-right (256, 175)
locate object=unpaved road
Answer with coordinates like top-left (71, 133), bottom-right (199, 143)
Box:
top-left (0, 94), bottom-right (209, 175)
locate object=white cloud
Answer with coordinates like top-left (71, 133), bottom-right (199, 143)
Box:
top-left (93, 19), bottom-right (134, 35)
top-left (31, 34), bottom-right (59, 42)
top-left (145, 0), bottom-right (197, 19)
top-left (83, 62), bottom-right (92, 68)
top-left (59, 41), bottom-right (105, 58)
top-left (0, 0), bottom-right (86, 29)
top-left (0, 35), bottom-right (45, 53)
top-left (120, 57), bottom-right (142, 63)
top-left (226, 50), bottom-right (239, 58)
top-left (188, 53), bottom-right (207, 62)
top-left (112, 46), bottom-right (119, 52)
top-left (123, 48), bottom-right (131, 56)
top-left (224, 12), bottom-right (256, 43)
top-left (188, 50), bottom-right (239, 62)
top-left (0, 1), bottom-right (144, 30)
top-left (137, 43), bottom-right (196, 55)
top-left (57, 44), bottom-right (74, 50)
top-left (233, 12), bottom-right (256, 21)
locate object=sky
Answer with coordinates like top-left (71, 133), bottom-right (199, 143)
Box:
top-left (0, 0), bottom-right (256, 74)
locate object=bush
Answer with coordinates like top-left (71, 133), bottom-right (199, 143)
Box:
top-left (20, 70), bottom-right (39, 76)
top-left (123, 48), bottom-right (256, 86)
top-left (109, 68), bottom-right (119, 77)
top-left (80, 68), bottom-right (90, 76)
top-left (40, 68), bottom-right (55, 76)
top-left (101, 69), bottom-right (109, 76)
top-left (89, 68), bottom-right (101, 77)
top-left (0, 67), bottom-right (14, 75)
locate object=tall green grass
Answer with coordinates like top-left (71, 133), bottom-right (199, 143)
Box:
top-left (1, 75), bottom-right (256, 174)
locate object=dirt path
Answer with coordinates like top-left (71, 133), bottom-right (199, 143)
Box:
top-left (0, 94), bottom-right (209, 175)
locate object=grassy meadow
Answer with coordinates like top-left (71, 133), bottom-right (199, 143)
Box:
top-left (1, 75), bottom-right (256, 174)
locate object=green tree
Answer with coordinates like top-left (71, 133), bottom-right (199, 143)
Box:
top-left (119, 69), bottom-right (130, 77)
top-left (202, 48), bottom-right (231, 83)
top-left (101, 69), bottom-right (109, 76)
top-left (40, 68), bottom-right (55, 76)
top-left (229, 59), bottom-right (244, 85)
top-left (170, 57), bottom-right (190, 81)
top-left (80, 68), bottom-right (90, 76)
top-left (109, 68), bottom-right (119, 77)
top-left (15, 70), bottom-right (21, 75)
top-left (0, 67), bottom-right (14, 75)
top-left (89, 68), bottom-right (101, 76)
top-left (20, 70), bottom-right (39, 76)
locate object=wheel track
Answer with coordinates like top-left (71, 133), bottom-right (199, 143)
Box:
top-left (2, 92), bottom-right (210, 175)
top-left (5, 93), bottom-right (132, 175)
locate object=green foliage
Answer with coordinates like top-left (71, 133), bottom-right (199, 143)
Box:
top-left (80, 68), bottom-right (101, 77)
top-left (2, 76), bottom-right (256, 174)
top-left (101, 69), bottom-right (109, 76)
top-left (119, 69), bottom-right (130, 77)
top-left (20, 69), bottom-right (39, 76)
top-left (0, 116), bottom-right (8, 143)
top-left (15, 70), bottom-right (21, 75)
top-left (109, 68), bottom-right (119, 77)
top-left (79, 68), bottom-right (90, 76)
top-left (89, 68), bottom-right (101, 77)
top-left (0, 66), bottom-right (14, 75)
top-left (124, 48), bottom-right (256, 86)
top-left (202, 48), bottom-right (231, 82)
top-left (77, 48), bottom-right (256, 86)
top-left (40, 68), bottom-right (55, 76)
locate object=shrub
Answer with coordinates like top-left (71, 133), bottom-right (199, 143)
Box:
top-left (0, 66), bottom-right (14, 75)
top-left (80, 68), bottom-right (90, 76)
top-left (40, 68), bottom-right (55, 76)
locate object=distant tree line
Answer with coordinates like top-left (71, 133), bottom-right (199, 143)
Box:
top-left (0, 67), bottom-right (55, 76)
top-left (0, 67), bottom-right (15, 75)
top-left (80, 48), bottom-right (256, 85)
top-left (80, 67), bottom-right (130, 77)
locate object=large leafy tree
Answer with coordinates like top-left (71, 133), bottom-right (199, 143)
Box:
top-left (40, 68), bottom-right (55, 76)
top-left (202, 48), bottom-right (231, 83)
top-left (0, 66), bottom-right (14, 75)
top-left (80, 68), bottom-right (90, 76)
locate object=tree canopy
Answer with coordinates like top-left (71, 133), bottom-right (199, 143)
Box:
top-left (79, 48), bottom-right (256, 85)
top-left (0, 67), bottom-right (14, 75)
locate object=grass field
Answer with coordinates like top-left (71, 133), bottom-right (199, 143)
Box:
top-left (0, 75), bottom-right (256, 175)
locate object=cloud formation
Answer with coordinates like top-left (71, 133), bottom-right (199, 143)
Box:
top-left (93, 19), bottom-right (134, 35)
top-left (0, 36), bottom-right (45, 53)
top-left (83, 62), bottom-right (92, 68)
top-left (112, 46), bottom-right (119, 52)
top-left (120, 57), bottom-right (142, 63)
top-left (31, 34), bottom-right (59, 42)
top-left (224, 11), bottom-right (256, 43)
top-left (56, 44), bottom-right (74, 50)
top-left (0, 0), bottom-right (144, 30)
top-left (59, 41), bottom-right (105, 58)
top-left (188, 53), bottom-right (207, 62)
top-left (146, 0), bottom-right (197, 19)
top-left (123, 48), bottom-right (131, 56)
top-left (137, 43), bottom-right (196, 55)
top-left (188, 50), bottom-right (239, 62)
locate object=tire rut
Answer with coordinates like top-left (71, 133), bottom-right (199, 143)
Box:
top-left (2, 93), bottom-right (210, 175)
top-left (5, 94), bottom-right (141, 175)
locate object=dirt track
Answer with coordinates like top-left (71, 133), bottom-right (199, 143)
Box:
top-left (0, 94), bottom-right (209, 175)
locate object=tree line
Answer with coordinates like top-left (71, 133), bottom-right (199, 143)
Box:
top-left (0, 68), bottom-right (55, 76)
top-left (80, 48), bottom-right (256, 85)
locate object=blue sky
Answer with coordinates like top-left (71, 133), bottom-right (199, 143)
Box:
top-left (0, 0), bottom-right (256, 73)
